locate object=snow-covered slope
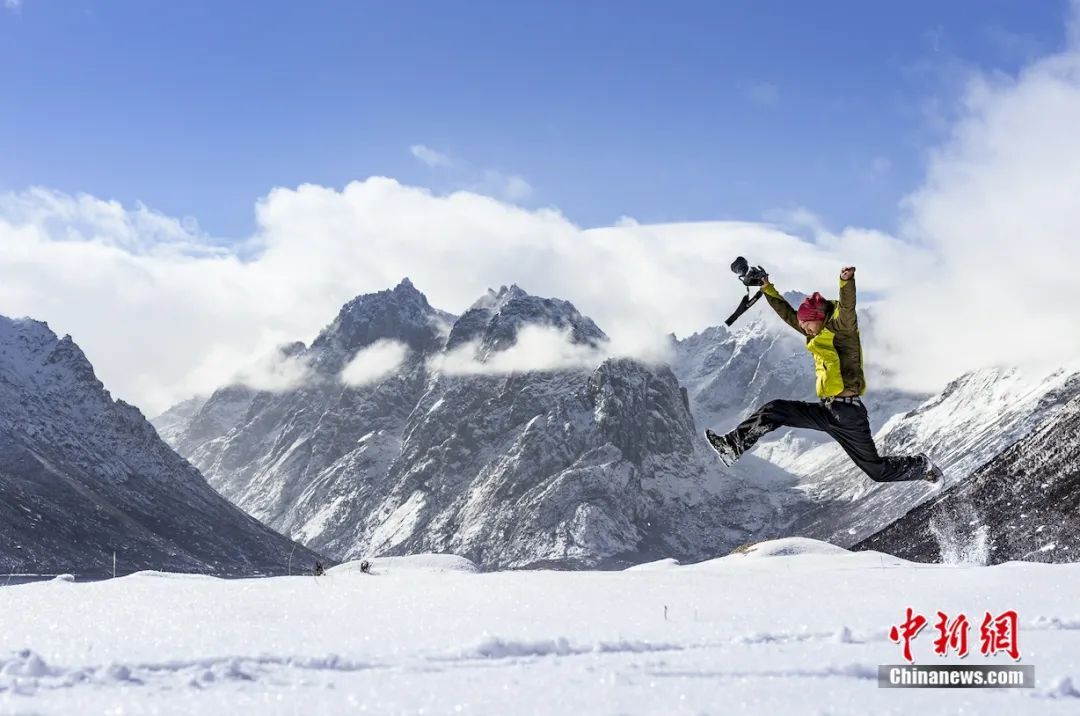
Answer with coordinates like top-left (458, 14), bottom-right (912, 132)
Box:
top-left (159, 280), bottom-right (796, 568)
top-left (3, 539), bottom-right (1077, 714)
top-left (856, 392), bottom-right (1080, 564)
top-left (0, 315), bottom-right (320, 576)
top-left (786, 365), bottom-right (1080, 546)
top-left (150, 394), bottom-right (207, 446)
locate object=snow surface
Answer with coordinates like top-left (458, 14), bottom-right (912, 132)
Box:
top-left (2, 539), bottom-right (1078, 715)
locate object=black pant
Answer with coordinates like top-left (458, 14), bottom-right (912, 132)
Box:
top-left (726, 399), bottom-right (924, 482)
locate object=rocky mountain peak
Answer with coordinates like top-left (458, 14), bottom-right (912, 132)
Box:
top-left (782, 289), bottom-right (807, 306)
top-left (464, 283), bottom-right (529, 314)
top-left (308, 279), bottom-right (454, 372)
top-left (447, 284), bottom-right (607, 353)
top-left (0, 316), bottom-right (108, 407)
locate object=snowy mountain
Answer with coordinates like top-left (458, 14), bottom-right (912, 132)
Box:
top-left (150, 394), bottom-right (207, 446)
top-left (158, 280), bottom-right (793, 568)
top-left (164, 279), bottom-right (450, 555)
top-left (446, 283), bottom-right (606, 354)
top-left (306, 277), bottom-right (455, 374)
top-left (0, 315), bottom-right (321, 577)
top-left (855, 392), bottom-right (1080, 564)
top-left (785, 365), bottom-right (1080, 546)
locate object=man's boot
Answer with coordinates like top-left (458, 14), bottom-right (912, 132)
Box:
top-left (705, 429), bottom-right (742, 467)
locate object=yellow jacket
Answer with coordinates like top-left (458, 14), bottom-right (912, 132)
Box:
top-left (761, 278), bottom-right (866, 398)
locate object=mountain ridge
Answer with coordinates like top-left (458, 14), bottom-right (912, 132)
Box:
top-left (0, 315), bottom-right (322, 576)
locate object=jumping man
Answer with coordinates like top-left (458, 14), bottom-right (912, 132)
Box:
top-left (705, 266), bottom-right (942, 484)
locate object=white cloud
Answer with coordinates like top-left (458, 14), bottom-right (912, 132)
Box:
top-left (748, 82), bottom-right (780, 107)
top-left (4, 0), bottom-right (22, 11)
top-left (502, 174), bottom-right (533, 201)
top-left (409, 144), bottom-right (453, 168)
top-left (341, 339), bottom-right (409, 386)
top-left (478, 170), bottom-right (533, 201)
top-left (428, 325), bottom-right (608, 377)
top-left (231, 347), bottom-right (314, 394)
top-left (0, 187), bottom-right (213, 256)
top-left (411, 144), bottom-right (533, 202)
top-left (875, 29), bottom-right (1080, 390)
top-left (3, 182), bottom-right (860, 413)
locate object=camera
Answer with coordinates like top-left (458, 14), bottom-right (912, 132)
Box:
top-left (731, 256), bottom-right (768, 287)
top-left (725, 257), bottom-right (768, 326)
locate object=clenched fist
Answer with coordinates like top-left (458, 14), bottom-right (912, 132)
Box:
top-left (840, 266), bottom-right (856, 281)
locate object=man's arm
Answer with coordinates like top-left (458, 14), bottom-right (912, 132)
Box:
top-left (835, 266), bottom-right (857, 331)
top-left (760, 280), bottom-right (803, 334)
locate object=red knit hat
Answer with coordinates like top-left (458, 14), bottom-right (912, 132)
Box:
top-left (797, 292), bottom-right (828, 322)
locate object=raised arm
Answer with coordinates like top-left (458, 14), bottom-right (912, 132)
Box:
top-left (760, 280), bottom-right (803, 335)
top-left (834, 266), bottom-right (857, 331)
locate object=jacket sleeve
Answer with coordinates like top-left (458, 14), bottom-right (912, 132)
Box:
top-left (761, 283), bottom-right (803, 334)
top-left (833, 278), bottom-right (857, 331)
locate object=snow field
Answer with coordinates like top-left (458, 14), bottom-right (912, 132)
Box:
top-left (1, 539), bottom-right (1078, 715)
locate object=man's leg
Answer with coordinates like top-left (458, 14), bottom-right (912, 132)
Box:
top-left (823, 402), bottom-right (926, 482)
top-left (707, 399), bottom-right (832, 463)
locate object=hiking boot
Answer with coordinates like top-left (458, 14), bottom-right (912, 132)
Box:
top-left (917, 453), bottom-right (943, 485)
top-left (705, 429), bottom-right (741, 467)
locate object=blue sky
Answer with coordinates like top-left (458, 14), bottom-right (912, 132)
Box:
top-left (0, 0), bottom-right (1072, 240)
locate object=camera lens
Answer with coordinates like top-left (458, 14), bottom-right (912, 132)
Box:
top-left (731, 257), bottom-right (749, 276)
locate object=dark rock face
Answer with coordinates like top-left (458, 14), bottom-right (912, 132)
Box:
top-left (0, 315), bottom-right (321, 577)
top-left (855, 394), bottom-right (1080, 564)
top-left (308, 278), bottom-right (454, 373)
